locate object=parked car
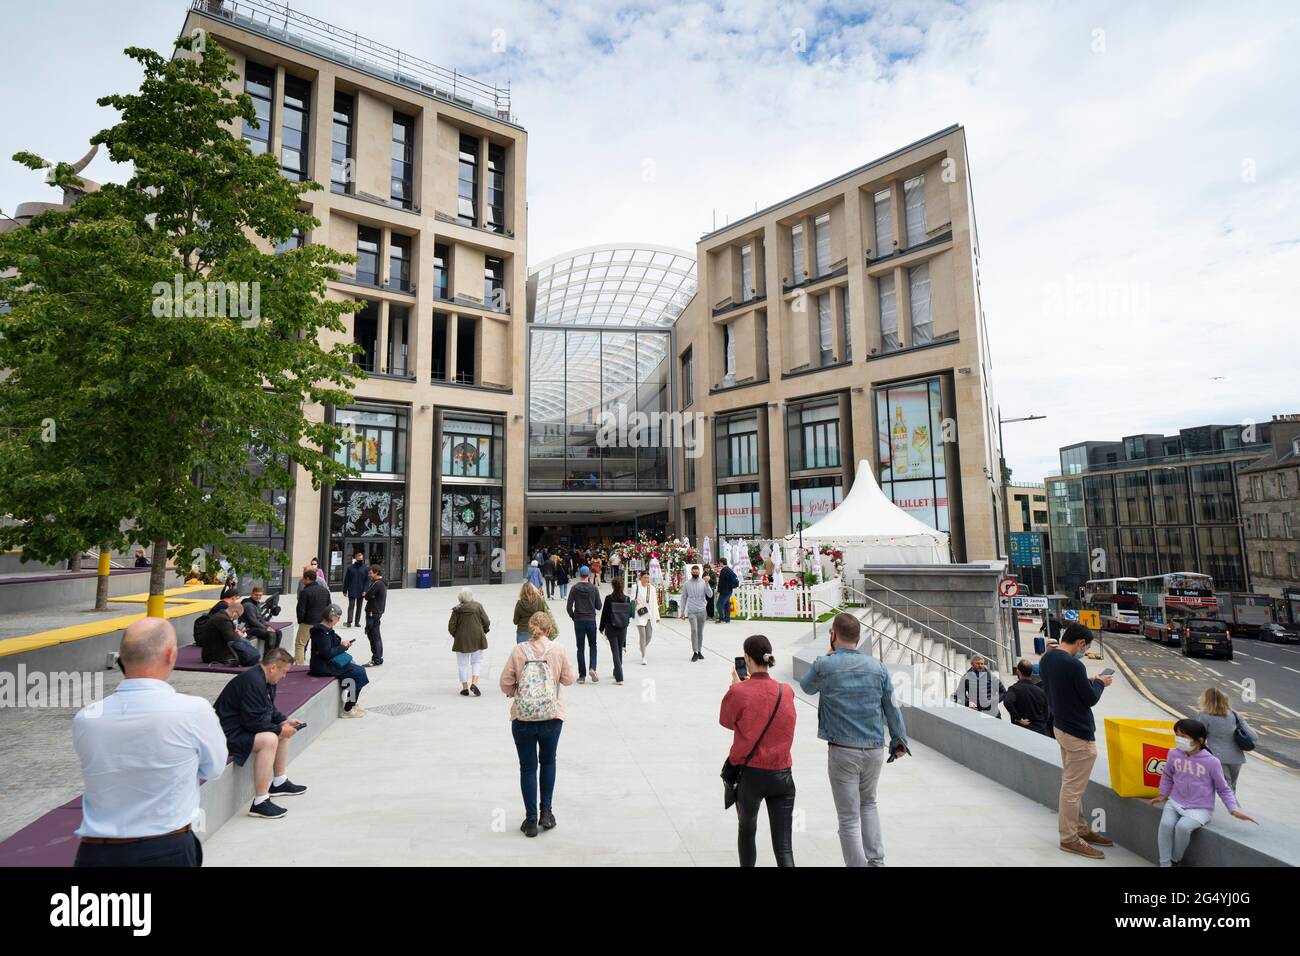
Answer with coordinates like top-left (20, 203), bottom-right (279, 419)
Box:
top-left (1259, 623), bottom-right (1300, 645)
top-left (1179, 619), bottom-right (1233, 660)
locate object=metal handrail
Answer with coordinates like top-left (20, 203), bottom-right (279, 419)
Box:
top-left (809, 599), bottom-right (961, 679)
top-left (851, 578), bottom-right (994, 649)
top-left (842, 581), bottom-right (1003, 667)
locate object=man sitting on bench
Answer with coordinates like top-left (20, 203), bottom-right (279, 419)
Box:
top-left (200, 602), bottom-right (259, 667)
top-left (214, 647), bottom-right (307, 820)
top-left (241, 586), bottom-right (280, 649)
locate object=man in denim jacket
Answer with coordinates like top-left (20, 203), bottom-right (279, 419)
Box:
top-left (798, 612), bottom-right (908, 866)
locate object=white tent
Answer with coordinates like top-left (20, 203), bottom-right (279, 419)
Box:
top-left (788, 459), bottom-right (949, 566)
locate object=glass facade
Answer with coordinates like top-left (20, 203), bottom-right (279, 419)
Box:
top-left (527, 328), bottom-right (671, 490)
top-left (438, 413), bottom-right (505, 585)
top-left (790, 475), bottom-right (843, 534)
top-left (717, 482), bottom-right (761, 537)
top-left (875, 377), bottom-right (949, 532)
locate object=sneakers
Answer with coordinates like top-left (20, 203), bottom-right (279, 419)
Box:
top-left (469, 685), bottom-right (481, 697)
top-left (340, 704), bottom-right (366, 718)
top-left (460, 688), bottom-right (470, 697)
top-left (641, 658), bottom-right (648, 666)
top-left (521, 816), bottom-right (539, 838)
top-left (590, 672), bottom-right (599, 683)
top-left (539, 808), bottom-right (557, 830)
top-left (1059, 838), bottom-right (1105, 859)
top-left (576, 676), bottom-right (586, 684)
top-left (268, 779), bottom-right (307, 797)
top-left (362, 658), bottom-right (383, 668)
top-left (1080, 830), bottom-right (1114, 847)
top-left (248, 799), bottom-right (288, 820)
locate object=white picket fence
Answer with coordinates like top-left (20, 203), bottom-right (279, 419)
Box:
top-left (731, 578), bottom-right (843, 619)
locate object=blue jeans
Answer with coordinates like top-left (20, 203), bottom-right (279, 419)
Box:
top-left (717, 591), bottom-right (733, 623)
top-left (574, 619), bottom-right (598, 677)
top-left (558, 583), bottom-right (569, 598)
top-left (511, 719), bottom-right (563, 819)
top-left (516, 630), bottom-right (530, 644)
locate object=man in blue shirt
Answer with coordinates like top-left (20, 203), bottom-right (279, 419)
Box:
top-left (798, 612), bottom-right (908, 866)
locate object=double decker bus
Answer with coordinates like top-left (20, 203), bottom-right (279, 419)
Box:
top-left (1083, 577), bottom-right (1141, 632)
top-left (1137, 572), bottom-right (1217, 645)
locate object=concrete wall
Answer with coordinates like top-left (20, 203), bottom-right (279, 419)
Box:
top-left (0, 607), bottom-right (209, 680)
top-left (903, 700), bottom-right (1300, 867)
top-left (0, 568), bottom-right (186, 615)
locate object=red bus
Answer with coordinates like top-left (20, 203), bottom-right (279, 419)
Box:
top-left (1138, 572), bottom-right (1217, 645)
top-left (1083, 578), bottom-right (1141, 633)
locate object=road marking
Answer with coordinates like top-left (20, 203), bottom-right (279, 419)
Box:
top-left (1284, 666), bottom-right (1300, 676)
top-left (1205, 668), bottom-right (1223, 677)
top-left (1263, 698), bottom-right (1300, 719)
top-left (1227, 659), bottom-right (1241, 666)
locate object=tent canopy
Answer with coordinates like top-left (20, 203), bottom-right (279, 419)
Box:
top-left (787, 460), bottom-right (949, 565)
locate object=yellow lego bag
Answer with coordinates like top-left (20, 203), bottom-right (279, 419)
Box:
top-left (1103, 717), bottom-right (1176, 797)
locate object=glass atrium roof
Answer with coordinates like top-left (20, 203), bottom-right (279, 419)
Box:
top-left (529, 244), bottom-right (697, 328)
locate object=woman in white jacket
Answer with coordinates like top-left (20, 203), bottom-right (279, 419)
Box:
top-left (631, 570), bottom-right (660, 665)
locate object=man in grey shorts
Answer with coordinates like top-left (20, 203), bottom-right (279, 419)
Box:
top-left (678, 564), bottom-right (713, 662)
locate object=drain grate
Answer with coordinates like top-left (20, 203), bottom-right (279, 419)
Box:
top-left (363, 702), bottom-right (435, 717)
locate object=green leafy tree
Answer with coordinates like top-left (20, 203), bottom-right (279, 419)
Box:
top-left (0, 35), bottom-right (361, 614)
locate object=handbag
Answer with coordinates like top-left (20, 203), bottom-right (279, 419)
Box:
top-left (331, 651), bottom-right (354, 669)
top-left (721, 685), bottom-right (784, 810)
top-left (1232, 710), bottom-right (1256, 752)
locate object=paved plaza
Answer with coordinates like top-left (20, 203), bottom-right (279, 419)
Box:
top-left (200, 582), bottom-right (1150, 866)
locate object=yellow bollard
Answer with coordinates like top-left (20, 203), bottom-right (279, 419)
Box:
top-left (97, 549), bottom-right (111, 578)
top-left (146, 593), bottom-right (167, 618)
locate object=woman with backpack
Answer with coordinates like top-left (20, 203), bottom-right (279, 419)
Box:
top-left (598, 577), bottom-right (633, 685)
top-left (448, 587), bottom-right (490, 697)
top-left (1148, 717), bottom-right (1257, 866)
top-left (499, 610), bottom-right (577, 838)
top-left (1195, 687), bottom-right (1258, 792)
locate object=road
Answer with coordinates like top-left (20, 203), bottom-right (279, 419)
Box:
top-left (1101, 629), bottom-right (1300, 771)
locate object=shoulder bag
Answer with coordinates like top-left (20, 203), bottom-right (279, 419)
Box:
top-left (1232, 710), bottom-right (1256, 752)
top-left (721, 684), bottom-right (784, 810)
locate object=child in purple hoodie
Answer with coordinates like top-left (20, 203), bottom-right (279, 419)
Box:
top-left (1148, 718), bottom-right (1257, 866)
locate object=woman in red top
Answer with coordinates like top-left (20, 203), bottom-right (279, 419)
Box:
top-left (719, 634), bottom-right (798, 867)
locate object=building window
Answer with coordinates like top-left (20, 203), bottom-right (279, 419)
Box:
top-left (273, 229), bottom-right (303, 255)
top-left (1189, 462), bottom-right (1237, 523)
top-left (456, 315), bottom-right (478, 384)
top-left (1251, 475), bottom-right (1264, 500)
top-left (875, 377), bottom-right (949, 532)
top-left (458, 133), bottom-right (479, 225)
top-left (814, 212), bottom-right (831, 276)
top-left (431, 313), bottom-right (449, 382)
top-left (787, 398), bottom-right (841, 472)
top-left (840, 286), bottom-right (852, 361)
top-left (1197, 525), bottom-right (1245, 592)
top-left (1285, 512), bottom-right (1294, 537)
top-left (387, 234), bottom-right (411, 293)
top-left (683, 418), bottom-right (696, 492)
top-left (432, 243), bottom-right (450, 300)
top-left (790, 476), bottom-right (843, 534)
top-left (723, 323), bottom-right (736, 386)
top-left (486, 143), bottom-right (506, 234)
top-left (1261, 551), bottom-right (1275, 577)
top-left (908, 262), bottom-right (932, 347)
top-left (331, 92), bottom-right (354, 193)
top-left (242, 61), bottom-right (274, 156)
top-left (817, 293), bottom-right (833, 366)
top-left (335, 406), bottom-right (408, 477)
top-left (878, 273), bottom-right (898, 353)
top-left (387, 304), bottom-right (410, 376)
top-left (1290, 553), bottom-right (1299, 578)
top-left (717, 482), bottom-right (761, 537)
top-left (279, 75), bottom-right (310, 181)
top-left (1152, 468), bottom-right (1192, 524)
top-left (483, 256), bottom-right (505, 310)
top-left (1115, 471), bottom-right (1151, 525)
top-left (356, 226), bottom-right (381, 286)
top-left (872, 187), bottom-right (893, 258)
top-left (352, 300), bottom-right (379, 372)
top-left (442, 415), bottom-right (504, 479)
top-left (903, 174), bottom-right (926, 247)
top-left (790, 223), bottom-right (805, 282)
top-left (715, 412), bottom-right (759, 479)
top-left (740, 243), bottom-right (754, 302)
top-left (681, 348), bottom-right (693, 408)
top-left (390, 112), bottom-right (414, 209)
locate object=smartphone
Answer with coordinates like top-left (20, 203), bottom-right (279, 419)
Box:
top-left (734, 656), bottom-right (748, 681)
top-left (1098, 668), bottom-right (1115, 677)
top-left (294, 721), bottom-right (307, 730)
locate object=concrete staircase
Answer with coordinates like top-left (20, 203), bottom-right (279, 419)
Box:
top-left (856, 604), bottom-right (966, 699)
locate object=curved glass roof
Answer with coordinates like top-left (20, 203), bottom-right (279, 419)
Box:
top-left (529, 243), bottom-right (697, 328)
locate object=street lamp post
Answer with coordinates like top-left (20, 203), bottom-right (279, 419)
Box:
top-left (998, 411), bottom-right (1047, 660)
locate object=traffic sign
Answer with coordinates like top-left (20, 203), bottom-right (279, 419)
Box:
top-left (999, 595), bottom-right (1049, 609)
top-left (1079, 609), bottom-right (1100, 630)
top-left (1062, 609), bottom-right (1079, 622)
top-left (998, 578), bottom-right (1020, 598)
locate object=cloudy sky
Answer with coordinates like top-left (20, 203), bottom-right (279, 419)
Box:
top-left (3, 1), bottom-right (1297, 481)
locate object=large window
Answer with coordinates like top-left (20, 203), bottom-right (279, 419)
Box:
top-left (875, 377), bottom-right (948, 532)
top-left (387, 234), bottom-right (411, 293)
top-left (740, 244), bottom-right (754, 302)
top-left (441, 415), bottom-right (504, 479)
top-left (1084, 474), bottom-right (1117, 527)
top-left (1156, 526), bottom-right (1196, 572)
top-left (1151, 467), bottom-right (1192, 524)
top-left (486, 143), bottom-right (506, 234)
top-left (715, 412), bottom-right (759, 479)
top-left (790, 223), bottom-right (805, 282)
top-left (680, 347), bottom-right (693, 408)
top-left (331, 92), bottom-right (354, 193)
top-left (790, 476), bottom-right (843, 534)
top-left (456, 316), bottom-right (478, 384)
top-left (1198, 526), bottom-right (1245, 591)
top-left (387, 305), bottom-right (410, 377)
top-left (432, 243), bottom-right (449, 300)
top-left (356, 226), bottom-right (380, 286)
top-left (458, 133), bottom-right (479, 225)
top-left (353, 300), bottom-right (378, 372)
top-left (1190, 462), bottom-right (1236, 523)
top-left (280, 75), bottom-right (310, 181)
top-left (527, 328), bottom-right (672, 491)
top-left (335, 406), bottom-right (407, 477)
top-left (814, 212), bottom-right (831, 276)
top-left (872, 187), bottom-right (892, 257)
top-left (717, 482), bottom-right (761, 537)
top-left (484, 256), bottom-right (505, 309)
top-left (723, 322), bottom-right (736, 385)
top-left (431, 312), bottom-right (449, 382)
top-left (840, 286), bottom-right (852, 361)
top-left (878, 273), bottom-right (898, 353)
top-left (1116, 471), bottom-right (1152, 525)
top-left (787, 398), bottom-right (841, 472)
top-left (242, 61), bottom-right (274, 156)
top-left (817, 294), bottom-right (833, 366)
top-left (908, 262), bottom-right (932, 347)
top-left (903, 174), bottom-right (926, 247)
top-left (390, 112), bottom-right (414, 210)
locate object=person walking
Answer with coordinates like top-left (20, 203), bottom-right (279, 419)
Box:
top-left (954, 655), bottom-right (1006, 717)
top-left (513, 581), bottom-right (551, 644)
top-left (362, 564), bottom-right (386, 667)
top-left (719, 635), bottom-right (798, 867)
top-left (1148, 718), bottom-right (1257, 866)
top-left (449, 586), bottom-right (490, 697)
top-left (1039, 623), bottom-right (1114, 859)
top-left (609, 549), bottom-right (622, 584)
top-left (293, 567), bottom-right (330, 665)
top-left (554, 556), bottom-right (570, 599)
top-left (679, 564), bottom-right (713, 661)
top-left (598, 577), bottom-right (632, 685)
top-left (72, 619), bottom-right (227, 866)
top-left (590, 554), bottom-right (603, 586)
top-left (565, 566), bottom-right (602, 683)
top-left (798, 613), bottom-right (908, 867)
top-left (1003, 659), bottom-right (1053, 737)
top-left (631, 570), bottom-right (659, 665)
top-left (525, 559), bottom-right (544, 591)
top-left (541, 552), bottom-right (556, 598)
top-left (1195, 687), bottom-right (1257, 793)
top-left (499, 610), bottom-right (577, 837)
top-left (715, 558), bottom-right (739, 624)
top-left (342, 549), bottom-right (368, 628)
top-left (308, 604), bottom-right (369, 717)
top-left (704, 563), bottom-right (718, 621)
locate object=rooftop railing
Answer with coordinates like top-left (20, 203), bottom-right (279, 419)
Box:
top-left (188, 0), bottom-right (514, 123)
top-left (1045, 444), bottom-right (1269, 480)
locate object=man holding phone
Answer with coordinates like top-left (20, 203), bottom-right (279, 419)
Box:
top-left (797, 612), bottom-right (908, 867)
top-left (213, 647), bottom-right (309, 820)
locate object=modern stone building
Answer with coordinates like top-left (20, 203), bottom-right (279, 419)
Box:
top-left (1238, 415), bottom-right (1300, 620)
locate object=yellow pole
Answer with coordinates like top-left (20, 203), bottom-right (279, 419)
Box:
top-left (146, 593), bottom-right (166, 618)
top-left (97, 549), bottom-right (111, 578)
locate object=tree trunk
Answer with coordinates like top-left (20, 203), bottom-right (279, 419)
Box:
top-left (147, 538), bottom-right (169, 618)
top-left (93, 547), bottom-right (111, 611)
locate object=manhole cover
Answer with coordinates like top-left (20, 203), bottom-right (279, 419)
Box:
top-left (364, 702), bottom-right (435, 717)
